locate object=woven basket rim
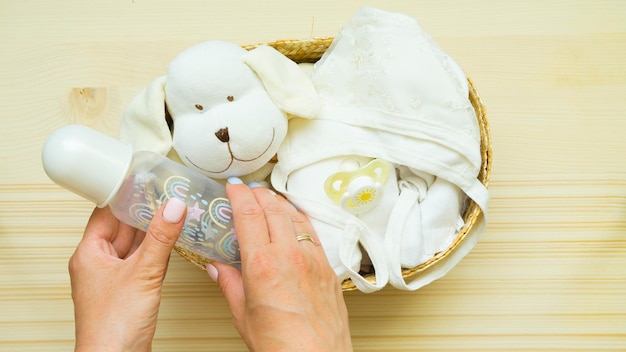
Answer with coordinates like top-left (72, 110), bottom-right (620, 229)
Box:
top-left (173, 37), bottom-right (492, 292)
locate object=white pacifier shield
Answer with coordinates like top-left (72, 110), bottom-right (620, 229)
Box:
top-left (340, 175), bottom-right (382, 214)
top-left (325, 158), bottom-right (392, 215)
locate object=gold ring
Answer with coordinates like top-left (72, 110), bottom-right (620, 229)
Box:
top-left (295, 233), bottom-right (315, 243)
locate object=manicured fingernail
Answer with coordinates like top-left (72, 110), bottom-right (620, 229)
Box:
top-left (248, 181), bottom-right (277, 195)
top-left (206, 263), bottom-right (218, 282)
top-left (163, 198), bottom-right (186, 224)
top-left (227, 177), bottom-right (244, 184)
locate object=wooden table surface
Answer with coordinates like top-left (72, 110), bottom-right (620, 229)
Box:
top-left (1, 1), bottom-right (625, 351)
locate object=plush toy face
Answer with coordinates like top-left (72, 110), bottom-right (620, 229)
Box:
top-left (165, 41), bottom-right (288, 179)
top-left (119, 40), bottom-right (320, 181)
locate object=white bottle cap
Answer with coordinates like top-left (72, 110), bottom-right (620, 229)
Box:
top-left (42, 125), bottom-right (133, 207)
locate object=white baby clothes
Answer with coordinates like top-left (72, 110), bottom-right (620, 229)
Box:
top-left (272, 7), bottom-right (489, 292)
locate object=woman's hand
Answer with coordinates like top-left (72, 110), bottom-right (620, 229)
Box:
top-left (208, 182), bottom-right (353, 352)
top-left (69, 199), bottom-right (187, 352)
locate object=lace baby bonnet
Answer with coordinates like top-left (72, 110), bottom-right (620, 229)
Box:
top-left (271, 7), bottom-right (489, 292)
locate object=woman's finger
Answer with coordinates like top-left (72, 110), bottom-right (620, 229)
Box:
top-left (273, 195), bottom-right (322, 249)
top-left (226, 183), bottom-right (271, 251)
top-left (81, 206), bottom-right (120, 243)
top-left (250, 187), bottom-right (296, 244)
top-left (207, 262), bottom-right (246, 327)
top-left (109, 223), bottom-right (140, 258)
top-left (135, 198), bottom-right (186, 268)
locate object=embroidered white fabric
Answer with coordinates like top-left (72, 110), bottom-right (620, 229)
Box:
top-left (271, 7), bottom-right (489, 292)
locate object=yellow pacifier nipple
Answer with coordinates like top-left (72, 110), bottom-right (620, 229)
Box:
top-left (324, 158), bottom-right (392, 214)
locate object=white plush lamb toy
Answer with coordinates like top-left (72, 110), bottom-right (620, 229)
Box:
top-left (119, 40), bottom-right (320, 183)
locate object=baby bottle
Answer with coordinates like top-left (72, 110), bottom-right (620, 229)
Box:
top-left (42, 124), bottom-right (240, 267)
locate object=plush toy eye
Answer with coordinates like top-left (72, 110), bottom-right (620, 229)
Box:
top-left (227, 96), bottom-right (234, 102)
top-left (195, 104), bottom-right (204, 111)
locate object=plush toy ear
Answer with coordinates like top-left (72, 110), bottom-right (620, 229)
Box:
top-left (243, 45), bottom-right (320, 119)
top-left (119, 76), bottom-right (173, 155)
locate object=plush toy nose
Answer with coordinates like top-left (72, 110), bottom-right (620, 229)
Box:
top-left (215, 127), bottom-right (230, 143)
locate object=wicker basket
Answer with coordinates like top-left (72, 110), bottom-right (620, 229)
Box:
top-left (173, 37), bottom-right (492, 292)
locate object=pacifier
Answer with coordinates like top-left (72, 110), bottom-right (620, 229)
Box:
top-left (324, 158), bottom-right (392, 214)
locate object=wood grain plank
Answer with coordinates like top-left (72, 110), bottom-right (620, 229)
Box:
top-left (2, 0), bottom-right (626, 351)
